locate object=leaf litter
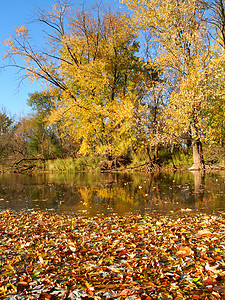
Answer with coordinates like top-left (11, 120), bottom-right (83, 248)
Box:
top-left (0, 210), bottom-right (225, 299)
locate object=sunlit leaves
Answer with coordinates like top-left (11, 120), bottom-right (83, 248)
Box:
top-left (0, 210), bottom-right (225, 299)
top-left (123, 0), bottom-right (224, 168)
top-left (203, 49), bottom-right (225, 145)
top-left (47, 9), bottom-right (140, 157)
top-left (15, 25), bottom-right (29, 37)
top-left (1, 2), bottom-right (151, 158)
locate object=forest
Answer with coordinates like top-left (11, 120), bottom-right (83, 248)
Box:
top-left (1, 0), bottom-right (225, 172)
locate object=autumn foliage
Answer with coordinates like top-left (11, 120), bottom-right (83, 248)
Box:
top-left (0, 210), bottom-right (225, 299)
top-left (1, 0), bottom-right (225, 169)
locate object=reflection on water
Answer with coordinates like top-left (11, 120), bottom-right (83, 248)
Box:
top-left (0, 171), bottom-right (224, 215)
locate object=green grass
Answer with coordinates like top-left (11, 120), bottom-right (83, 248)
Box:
top-left (129, 148), bottom-right (193, 170)
top-left (46, 156), bottom-right (102, 172)
top-left (163, 149), bottom-right (193, 169)
top-left (203, 144), bottom-right (225, 165)
top-left (127, 151), bottom-right (149, 168)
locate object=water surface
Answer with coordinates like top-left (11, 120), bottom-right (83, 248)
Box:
top-left (0, 171), bottom-right (224, 216)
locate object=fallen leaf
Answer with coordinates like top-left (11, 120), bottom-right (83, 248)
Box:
top-left (39, 292), bottom-right (52, 300)
top-left (119, 289), bottom-right (133, 297)
top-left (176, 246), bottom-right (194, 257)
top-left (17, 281), bottom-right (29, 287)
top-left (205, 262), bottom-right (220, 273)
top-left (196, 229), bottom-right (212, 238)
top-left (203, 276), bottom-right (217, 285)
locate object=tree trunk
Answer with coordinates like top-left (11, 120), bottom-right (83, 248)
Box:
top-left (146, 144), bottom-right (152, 162)
top-left (154, 143), bottom-right (159, 160)
top-left (190, 138), bottom-right (205, 170)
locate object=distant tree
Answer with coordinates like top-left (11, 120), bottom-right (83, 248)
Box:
top-left (0, 108), bottom-right (13, 134)
top-left (27, 91), bottom-right (61, 158)
top-left (0, 108), bottom-right (14, 160)
top-left (28, 90), bottom-right (80, 157)
top-left (10, 116), bottom-right (34, 159)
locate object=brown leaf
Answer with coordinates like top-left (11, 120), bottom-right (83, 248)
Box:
top-left (17, 281), bottom-right (29, 287)
top-left (39, 293), bottom-right (52, 300)
top-left (203, 276), bottom-right (217, 285)
top-left (213, 285), bottom-right (225, 293)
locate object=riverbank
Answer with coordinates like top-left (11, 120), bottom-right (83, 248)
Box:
top-left (1, 145), bottom-right (225, 174)
top-left (0, 210), bottom-right (225, 299)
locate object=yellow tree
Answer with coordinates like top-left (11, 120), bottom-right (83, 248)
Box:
top-left (2, 2), bottom-right (142, 159)
top-left (122, 0), bottom-right (211, 169)
top-left (52, 9), bottom-right (141, 158)
top-left (203, 0), bottom-right (225, 146)
top-left (203, 57), bottom-right (225, 146)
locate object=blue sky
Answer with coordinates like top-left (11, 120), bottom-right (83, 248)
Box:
top-left (0, 0), bottom-right (123, 118)
top-left (0, 0), bottom-right (57, 118)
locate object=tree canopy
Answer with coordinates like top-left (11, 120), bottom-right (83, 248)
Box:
top-left (1, 0), bottom-right (225, 169)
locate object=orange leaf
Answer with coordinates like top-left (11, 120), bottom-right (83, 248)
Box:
top-left (214, 256), bottom-right (222, 260)
top-left (119, 289), bottom-right (133, 297)
top-left (176, 246), bottom-right (194, 257)
top-left (203, 277), bottom-right (217, 285)
top-left (196, 229), bottom-right (212, 238)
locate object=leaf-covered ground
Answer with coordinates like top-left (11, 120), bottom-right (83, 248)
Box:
top-left (0, 210), bottom-right (225, 299)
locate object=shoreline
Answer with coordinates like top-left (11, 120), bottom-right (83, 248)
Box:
top-left (0, 159), bottom-right (225, 174)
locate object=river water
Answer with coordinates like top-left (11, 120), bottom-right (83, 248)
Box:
top-left (0, 171), bottom-right (224, 216)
